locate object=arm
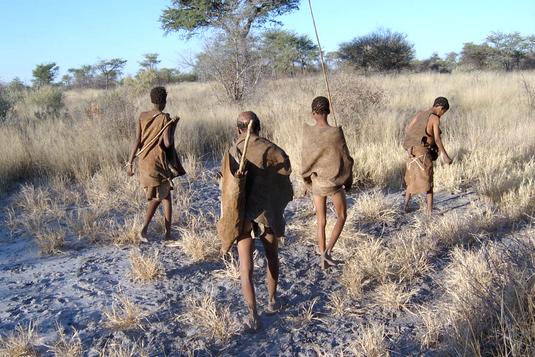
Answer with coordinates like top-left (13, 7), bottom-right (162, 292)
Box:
top-left (405, 113), bottom-right (420, 133)
top-left (431, 116), bottom-right (452, 164)
top-left (268, 146), bottom-right (292, 176)
top-left (163, 115), bottom-right (179, 149)
top-left (126, 116), bottom-right (142, 176)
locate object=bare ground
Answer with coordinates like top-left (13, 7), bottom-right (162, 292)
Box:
top-left (0, 168), bottom-right (533, 356)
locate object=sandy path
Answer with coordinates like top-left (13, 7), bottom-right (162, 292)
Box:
top-left (0, 172), bottom-right (528, 356)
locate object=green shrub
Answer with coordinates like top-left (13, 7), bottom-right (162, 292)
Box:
top-left (13, 85), bottom-right (64, 120)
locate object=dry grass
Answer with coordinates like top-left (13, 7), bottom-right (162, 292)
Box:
top-left (1, 71), bottom-right (534, 355)
top-left (1, 72), bottom-right (532, 203)
top-left (14, 184), bottom-right (65, 231)
top-left (419, 205), bottom-right (496, 249)
top-left (286, 298), bottom-right (321, 331)
top-left (112, 217), bottom-right (143, 246)
top-left (342, 237), bottom-right (391, 284)
top-left (418, 236), bottom-right (535, 355)
top-left (340, 262), bottom-right (366, 299)
top-left (346, 322), bottom-right (389, 357)
top-left (372, 282), bottom-right (416, 313)
top-left (387, 231), bottom-right (434, 283)
top-left (48, 325), bottom-right (82, 357)
top-left (34, 228), bottom-right (65, 255)
top-left (418, 306), bottom-right (442, 349)
top-left (178, 292), bottom-right (240, 343)
top-left (68, 208), bottom-right (103, 242)
top-left (0, 322), bottom-right (40, 357)
top-left (178, 215), bottom-right (219, 262)
top-left (129, 249), bottom-right (163, 282)
top-left (97, 339), bottom-right (149, 357)
top-left (103, 295), bottom-right (146, 331)
top-left (327, 290), bottom-right (361, 318)
top-left (212, 253), bottom-right (240, 280)
top-left (349, 189), bottom-right (399, 227)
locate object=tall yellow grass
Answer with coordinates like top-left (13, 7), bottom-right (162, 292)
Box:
top-left (0, 71), bottom-right (534, 355)
top-left (1, 71), bottom-right (533, 216)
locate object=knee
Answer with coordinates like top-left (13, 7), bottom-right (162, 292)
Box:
top-left (338, 209), bottom-right (347, 222)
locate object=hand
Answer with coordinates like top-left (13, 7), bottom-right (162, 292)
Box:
top-left (443, 155), bottom-right (453, 165)
top-left (174, 116), bottom-right (180, 123)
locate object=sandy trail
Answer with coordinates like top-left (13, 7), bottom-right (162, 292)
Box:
top-left (0, 170), bottom-right (530, 356)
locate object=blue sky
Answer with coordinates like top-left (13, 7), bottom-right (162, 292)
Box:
top-left (1, 0), bottom-right (534, 83)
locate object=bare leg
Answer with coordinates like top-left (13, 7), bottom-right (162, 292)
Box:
top-left (313, 195), bottom-right (327, 254)
top-left (260, 231), bottom-right (279, 309)
top-left (313, 195), bottom-right (333, 268)
top-left (141, 199), bottom-right (161, 239)
top-left (237, 225), bottom-right (259, 330)
top-left (326, 190), bottom-right (347, 256)
top-left (426, 190), bottom-right (433, 215)
top-left (162, 194), bottom-right (172, 240)
top-left (404, 191), bottom-right (412, 212)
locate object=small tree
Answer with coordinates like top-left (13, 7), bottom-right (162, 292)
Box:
top-left (32, 63), bottom-right (59, 87)
top-left (414, 53), bottom-right (452, 73)
top-left (338, 29), bottom-right (414, 72)
top-left (486, 31), bottom-right (528, 71)
top-left (139, 53), bottom-right (161, 71)
top-left (195, 34), bottom-right (262, 100)
top-left (0, 78), bottom-right (27, 119)
top-left (160, 0), bottom-right (299, 100)
top-left (95, 58), bottom-right (127, 89)
top-left (68, 65), bottom-right (95, 88)
top-left (261, 29), bottom-right (318, 77)
top-left (460, 42), bottom-right (495, 70)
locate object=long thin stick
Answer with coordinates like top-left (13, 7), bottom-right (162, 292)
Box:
top-left (237, 121), bottom-right (253, 175)
top-left (308, 0), bottom-right (338, 127)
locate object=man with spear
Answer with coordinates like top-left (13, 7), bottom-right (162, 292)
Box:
top-left (218, 111), bottom-right (293, 331)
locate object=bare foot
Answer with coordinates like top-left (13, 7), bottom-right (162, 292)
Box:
top-left (244, 312), bottom-right (261, 333)
top-left (320, 253), bottom-right (334, 269)
top-left (266, 298), bottom-right (283, 315)
top-left (138, 231), bottom-right (149, 243)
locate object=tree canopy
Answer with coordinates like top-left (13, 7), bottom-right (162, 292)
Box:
top-left (160, 0), bottom-right (300, 39)
top-left (94, 58), bottom-right (127, 89)
top-left (32, 63), bottom-right (59, 87)
top-left (261, 29), bottom-right (318, 77)
top-left (460, 32), bottom-right (535, 70)
top-left (139, 53), bottom-right (161, 71)
top-left (338, 29), bottom-right (414, 72)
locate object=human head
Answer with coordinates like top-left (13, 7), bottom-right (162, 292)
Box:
top-left (237, 111), bottom-right (261, 135)
top-left (311, 96), bottom-right (330, 115)
top-left (433, 96), bottom-right (449, 116)
top-left (150, 86), bottom-right (167, 110)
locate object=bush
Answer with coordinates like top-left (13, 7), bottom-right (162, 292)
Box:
top-left (0, 86), bottom-right (9, 119)
top-left (13, 85), bottom-right (64, 120)
top-left (338, 29), bottom-right (414, 72)
top-left (0, 80), bottom-right (26, 120)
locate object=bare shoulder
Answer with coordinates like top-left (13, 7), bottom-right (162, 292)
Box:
top-left (138, 111), bottom-right (152, 121)
top-left (428, 113), bottom-right (440, 124)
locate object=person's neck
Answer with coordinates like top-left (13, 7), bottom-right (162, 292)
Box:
top-left (431, 107), bottom-right (441, 117)
top-left (239, 130), bottom-right (258, 137)
top-left (314, 114), bottom-right (329, 127)
top-left (153, 105), bottom-right (164, 112)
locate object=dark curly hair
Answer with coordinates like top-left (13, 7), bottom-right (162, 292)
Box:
top-left (433, 97), bottom-right (449, 110)
top-left (237, 111), bottom-right (261, 133)
top-left (312, 96), bottom-right (330, 115)
top-left (150, 86), bottom-right (167, 105)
